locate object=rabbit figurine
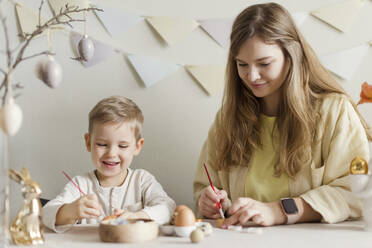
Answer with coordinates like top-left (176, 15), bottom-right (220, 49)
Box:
top-left (8, 168), bottom-right (44, 245)
top-left (349, 157), bottom-right (372, 231)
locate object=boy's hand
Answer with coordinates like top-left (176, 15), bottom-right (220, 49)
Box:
top-left (198, 186), bottom-right (231, 219)
top-left (56, 194), bottom-right (103, 226)
top-left (72, 194), bottom-right (103, 220)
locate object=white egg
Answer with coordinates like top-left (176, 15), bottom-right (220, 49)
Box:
top-left (0, 98), bottom-right (23, 136)
top-left (78, 35), bottom-right (95, 61)
top-left (36, 56), bottom-right (63, 88)
top-left (190, 228), bottom-right (204, 243)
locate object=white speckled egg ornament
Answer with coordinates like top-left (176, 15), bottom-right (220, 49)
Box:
top-left (0, 97), bottom-right (23, 136)
top-left (36, 56), bottom-right (63, 88)
top-left (78, 35), bottom-right (95, 61)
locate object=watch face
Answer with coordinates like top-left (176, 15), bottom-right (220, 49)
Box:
top-left (281, 198), bottom-right (298, 214)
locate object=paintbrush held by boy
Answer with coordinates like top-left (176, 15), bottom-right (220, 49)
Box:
top-left (43, 96), bottom-right (176, 233)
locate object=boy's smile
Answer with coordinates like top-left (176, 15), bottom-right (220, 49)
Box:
top-left (84, 121), bottom-right (144, 187)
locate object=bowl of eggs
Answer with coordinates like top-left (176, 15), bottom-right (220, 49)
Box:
top-left (99, 216), bottom-right (159, 243)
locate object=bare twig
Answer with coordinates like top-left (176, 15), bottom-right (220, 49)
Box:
top-left (21, 51), bottom-right (54, 61)
top-left (12, 5), bottom-right (102, 69)
top-left (0, 0), bottom-right (103, 104)
top-left (38, 0), bottom-right (45, 28)
top-left (0, 14), bottom-right (12, 68)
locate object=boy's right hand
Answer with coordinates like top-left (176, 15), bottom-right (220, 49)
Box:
top-left (56, 194), bottom-right (102, 225)
top-left (198, 186), bottom-right (231, 219)
top-left (71, 194), bottom-right (102, 220)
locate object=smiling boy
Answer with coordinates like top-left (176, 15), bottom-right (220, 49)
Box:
top-left (43, 96), bottom-right (175, 233)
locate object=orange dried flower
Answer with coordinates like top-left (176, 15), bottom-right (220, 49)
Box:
top-left (357, 82), bottom-right (372, 105)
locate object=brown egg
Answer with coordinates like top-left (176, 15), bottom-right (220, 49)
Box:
top-left (174, 205), bottom-right (189, 213)
top-left (350, 157), bottom-right (368, 175)
top-left (174, 207), bottom-right (195, 227)
top-left (171, 205), bottom-right (191, 225)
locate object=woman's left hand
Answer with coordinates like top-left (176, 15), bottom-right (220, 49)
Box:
top-left (223, 197), bottom-right (286, 227)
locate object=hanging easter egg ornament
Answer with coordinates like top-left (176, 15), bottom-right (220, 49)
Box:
top-left (78, 11), bottom-right (94, 62)
top-left (35, 29), bottom-right (62, 88)
top-left (0, 97), bottom-right (23, 136)
top-left (78, 35), bottom-right (95, 61)
top-left (36, 56), bottom-right (63, 88)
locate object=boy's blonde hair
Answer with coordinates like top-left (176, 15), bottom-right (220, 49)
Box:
top-left (88, 96), bottom-right (144, 140)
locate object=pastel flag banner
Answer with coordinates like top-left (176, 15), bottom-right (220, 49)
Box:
top-left (291, 11), bottom-right (309, 27)
top-left (320, 44), bottom-right (369, 80)
top-left (145, 16), bottom-right (199, 45)
top-left (71, 31), bottom-right (119, 68)
top-left (48, 0), bottom-right (89, 22)
top-left (311, 0), bottom-right (365, 32)
top-left (185, 65), bottom-right (225, 95)
top-left (127, 54), bottom-right (181, 87)
top-left (92, 4), bottom-right (144, 37)
top-left (198, 18), bottom-right (234, 48)
top-left (15, 3), bottom-right (44, 36)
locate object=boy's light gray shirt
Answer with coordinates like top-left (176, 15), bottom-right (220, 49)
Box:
top-left (43, 168), bottom-right (176, 233)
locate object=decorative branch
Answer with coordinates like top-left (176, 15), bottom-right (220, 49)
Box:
top-left (0, 12), bottom-right (12, 69)
top-left (38, 0), bottom-right (44, 28)
top-left (0, 0), bottom-right (102, 105)
top-left (21, 51), bottom-right (54, 61)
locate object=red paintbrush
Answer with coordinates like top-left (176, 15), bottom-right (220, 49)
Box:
top-left (62, 171), bottom-right (86, 196)
top-left (203, 163), bottom-right (225, 219)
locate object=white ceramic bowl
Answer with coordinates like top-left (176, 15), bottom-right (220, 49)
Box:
top-left (174, 225), bottom-right (196, 237)
top-left (159, 225), bottom-right (174, 236)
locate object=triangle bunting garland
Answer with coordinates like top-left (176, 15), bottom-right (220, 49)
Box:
top-left (320, 43), bottom-right (369, 80)
top-left (311, 0), bottom-right (365, 32)
top-left (145, 16), bottom-right (199, 45)
top-left (291, 11), bottom-right (309, 28)
top-left (198, 18), bottom-right (234, 48)
top-left (92, 4), bottom-right (143, 37)
top-left (15, 3), bottom-right (46, 37)
top-left (185, 65), bottom-right (225, 95)
top-left (127, 54), bottom-right (181, 87)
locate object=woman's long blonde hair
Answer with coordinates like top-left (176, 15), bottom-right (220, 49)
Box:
top-left (216, 2), bottom-right (371, 177)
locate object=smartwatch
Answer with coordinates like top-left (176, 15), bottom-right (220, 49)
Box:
top-left (280, 198), bottom-right (299, 224)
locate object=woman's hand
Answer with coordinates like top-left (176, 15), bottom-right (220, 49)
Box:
top-left (223, 197), bottom-right (285, 227)
top-left (56, 194), bottom-right (103, 225)
top-left (198, 186), bottom-right (231, 219)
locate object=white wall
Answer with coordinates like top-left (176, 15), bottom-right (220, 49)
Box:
top-left (3, 0), bottom-right (372, 219)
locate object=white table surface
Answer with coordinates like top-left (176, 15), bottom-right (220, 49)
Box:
top-left (8, 220), bottom-right (372, 248)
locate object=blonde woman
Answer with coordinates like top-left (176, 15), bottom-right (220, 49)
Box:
top-left (194, 2), bottom-right (371, 227)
